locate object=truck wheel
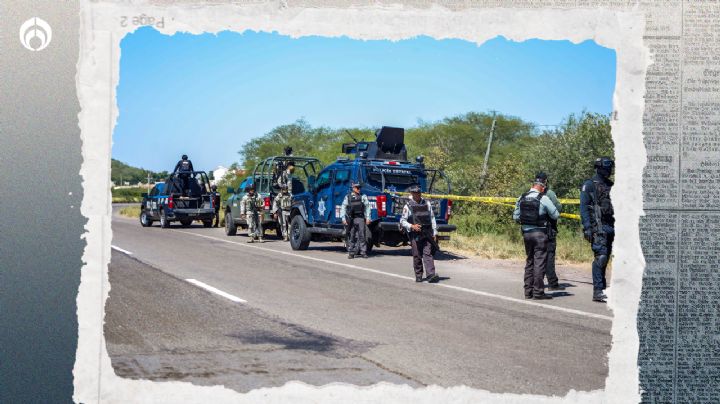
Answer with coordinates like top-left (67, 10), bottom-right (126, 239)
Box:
top-left (202, 220), bottom-right (213, 228)
top-left (225, 211), bottom-right (237, 236)
top-left (289, 215), bottom-right (311, 250)
top-left (160, 210), bottom-right (169, 228)
top-left (180, 219), bottom-right (193, 227)
top-left (139, 211), bottom-right (153, 227)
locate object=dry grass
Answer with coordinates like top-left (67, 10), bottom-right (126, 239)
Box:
top-left (119, 205), bottom-right (141, 218)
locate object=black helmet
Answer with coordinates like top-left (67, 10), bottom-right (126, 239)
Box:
top-left (407, 184), bottom-right (422, 193)
top-left (211, 184), bottom-right (217, 191)
top-left (594, 157), bottom-right (614, 169)
top-left (182, 154), bottom-right (188, 160)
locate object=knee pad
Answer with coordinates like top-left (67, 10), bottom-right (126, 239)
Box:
top-left (596, 254), bottom-right (609, 269)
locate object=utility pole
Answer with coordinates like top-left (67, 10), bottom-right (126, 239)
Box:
top-left (480, 111), bottom-right (497, 190)
top-left (147, 172), bottom-right (151, 192)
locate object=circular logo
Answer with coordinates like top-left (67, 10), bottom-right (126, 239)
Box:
top-left (19, 17), bottom-right (52, 51)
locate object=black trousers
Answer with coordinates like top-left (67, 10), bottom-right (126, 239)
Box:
top-left (523, 230), bottom-right (548, 297)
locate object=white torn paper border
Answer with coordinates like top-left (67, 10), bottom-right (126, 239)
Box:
top-left (75, 2), bottom-right (649, 402)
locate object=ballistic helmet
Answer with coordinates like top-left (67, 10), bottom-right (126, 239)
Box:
top-left (182, 154), bottom-right (188, 160)
top-left (211, 184), bottom-right (217, 191)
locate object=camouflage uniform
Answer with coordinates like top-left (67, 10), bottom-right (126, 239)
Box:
top-left (272, 190), bottom-right (293, 241)
top-left (240, 192), bottom-right (264, 242)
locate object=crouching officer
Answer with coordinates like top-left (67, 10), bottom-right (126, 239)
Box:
top-left (513, 174), bottom-right (560, 300)
top-left (273, 184), bottom-right (292, 241)
top-left (211, 184), bottom-right (221, 227)
top-left (580, 157), bottom-right (615, 303)
top-left (240, 184), bottom-right (264, 243)
top-left (340, 182), bottom-right (371, 258)
top-left (400, 184), bottom-right (440, 283)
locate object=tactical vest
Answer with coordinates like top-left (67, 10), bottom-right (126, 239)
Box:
top-left (519, 192), bottom-right (548, 227)
top-left (279, 194), bottom-right (292, 210)
top-left (408, 199), bottom-right (433, 229)
top-left (179, 160), bottom-right (190, 172)
top-left (592, 180), bottom-right (615, 226)
top-left (348, 193), bottom-right (365, 219)
top-left (246, 194), bottom-right (261, 212)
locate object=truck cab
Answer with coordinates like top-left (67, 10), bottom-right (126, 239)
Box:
top-left (288, 126), bottom-right (456, 251)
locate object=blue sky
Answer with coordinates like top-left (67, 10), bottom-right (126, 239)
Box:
top-left (114, 27), bottom-right (616, 172)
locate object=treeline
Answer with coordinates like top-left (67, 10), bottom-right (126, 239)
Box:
top-left (238, 111), bottom-right (614, 200)
top-left (111, 159), bottom-right (169, 185)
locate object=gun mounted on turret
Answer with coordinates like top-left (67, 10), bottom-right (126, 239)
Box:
top-left (341, 126), bottom-right (408, 161)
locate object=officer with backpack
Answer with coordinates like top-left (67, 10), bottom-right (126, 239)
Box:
top-left (340, 182), bottom-right (371, 259)
top-left (580, 157), bottom-right (615, 303)
top-left (400, 184), bottom-right (440, 283)
top-left (513, 173), bottom-right (560, 300)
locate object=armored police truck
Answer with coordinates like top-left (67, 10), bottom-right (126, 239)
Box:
top-left (288, 126), bottom-right (456, 252)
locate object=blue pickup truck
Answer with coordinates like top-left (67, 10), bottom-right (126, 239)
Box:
top-left (288, 126), bottom-right (456, 252)
top-left (139, 171), bottom-right (216, 228)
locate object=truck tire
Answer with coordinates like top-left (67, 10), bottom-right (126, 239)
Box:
top-left (180, 219), bottom-right (193, 227)
top-left (225, 211), bottom-right (237, 236)
top-left (289, 215), bottom-right (311, 250)
top-left (139, 210), bottom-right (153, 227)
top-left (160, 209), bottom-right (170, 228)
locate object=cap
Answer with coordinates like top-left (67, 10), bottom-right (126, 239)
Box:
top-left (350, 181), bottom-right (361, 188)
top-left (407, 184), bottom-right (422, 193)
top-left (534, 171), bottom-right (548, 185)
top-left (246, 183), bottom-right (255, 190)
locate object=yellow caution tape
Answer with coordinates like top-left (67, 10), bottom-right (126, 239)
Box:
top-left (386, 191), bottom-right (582, 220)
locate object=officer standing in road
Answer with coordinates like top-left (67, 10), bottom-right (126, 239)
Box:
top-left (400, 184), bottom-right (440, 283)
top-left (340, 182), bottom-right (371, 259)
top-left (535, 172), bottom-right (565, 291)
top-left (272, 184), bottom-right (293, 241)
top-left (580, 157), bottom-right (615, 303)
top-left (210, 184), bottom-right (221, 228)
top-left (513, 174), bottom-right (560, 300)
top-left (240, 183), bottom-right (264, 243)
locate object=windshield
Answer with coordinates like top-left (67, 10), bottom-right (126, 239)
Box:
top-left (362, 165), bottom-right (450, 194)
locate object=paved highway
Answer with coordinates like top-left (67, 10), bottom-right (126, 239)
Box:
top-left (105, 209), bottom-right (612, 395)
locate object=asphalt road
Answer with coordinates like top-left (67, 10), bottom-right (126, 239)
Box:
top-left (106, 208), bottom-right (612, 395)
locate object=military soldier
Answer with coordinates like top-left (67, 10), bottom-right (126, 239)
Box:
top-left (210, 184), bottom-right (221, 227)
top-left (400, 184), bottom-right (440, 283)
top-left (535, 172), bottom-right (565, 291)
top-left (340, 182), bottom-right (371, 259)
top-left (240, 183), bottom-right (264, 243)
top-left (272, 184), bottom-right (293, 241)
top-left (513, 174), bottom-right (560, 300)
top-left (580, 157), bottom-right (615, 303)
top-left (277, 162), bottom-right (295, 194)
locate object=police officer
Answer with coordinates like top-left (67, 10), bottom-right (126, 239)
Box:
top-left (580, 157), bottom-right (615, 303)
top-left (513, 174), bottom-right (560, 300)
top-left (210, 184), bottom-right (221, 227)
top-left (340, 182), bottom-right (371, 259)
top-left (240, 183), bottom-right (264, 243)
top-left (400, 184), bottom-right (440, 283)
top-left (272, 184), bottom-right (292, 241)
top-left (277, 162), bottom-right (295, 194)
top-left (173, 154), bottom-right (194, 173)
top-left (535, 172), bottom-right (565, 291)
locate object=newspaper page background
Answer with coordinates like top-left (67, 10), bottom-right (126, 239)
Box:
top-left (73, 0), bottom-right (717, 403)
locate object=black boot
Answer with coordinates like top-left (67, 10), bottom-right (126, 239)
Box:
top-left (427, 274), bottom-right (440, 283)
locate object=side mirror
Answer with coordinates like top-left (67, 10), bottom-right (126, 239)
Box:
top-left (226, 187), bottom-right (234, 194)
top-left (141, 193), bottom-right (148, 198)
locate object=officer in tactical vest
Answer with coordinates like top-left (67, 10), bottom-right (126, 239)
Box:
top-left (535, 172), bottom-right (565, 291)
top-left (240, 183), bottom-right (265, 243)
top-left (400, 184), bottom-right (440, 283)
top-left (173, 154), bottom-right (194, 195)
top-left (210, 184), bottom-right (221, 227)
top-left (580, 157), bottom-right (615, 303)
top-left (272, 184), bottom-right (293, 241)
top-left (513, 175), bottom-right (560, 300)
top-left (340, 182), bottom-right (371, 259)
top-left (277, 162), bottom-right (295, 195)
